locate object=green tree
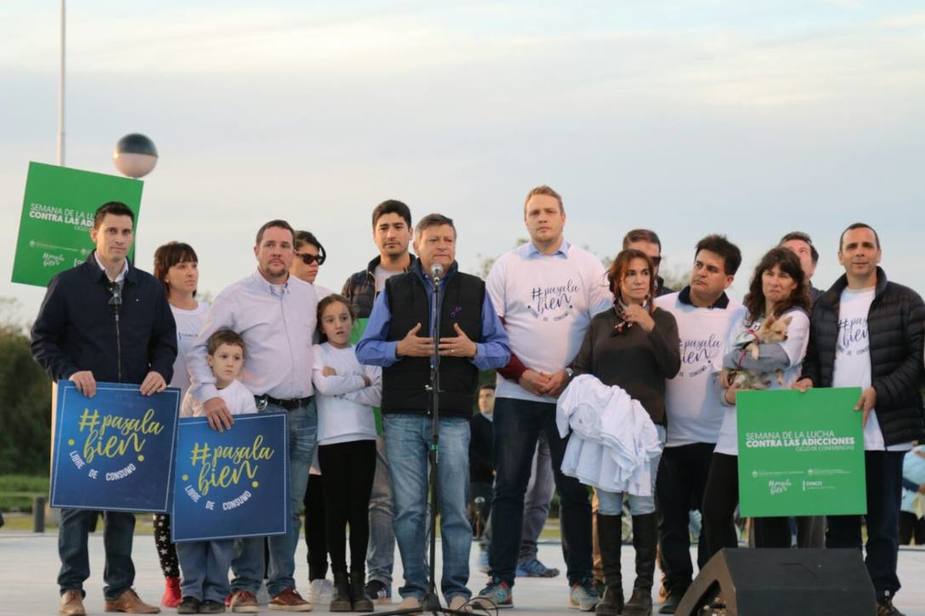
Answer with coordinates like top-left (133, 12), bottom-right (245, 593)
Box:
top-left (0, 298), bottom-right (52, 475)
top-left (0, 322), bottom-right (52, 475)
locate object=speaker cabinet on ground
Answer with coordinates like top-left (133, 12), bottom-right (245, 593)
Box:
top-left (674, 548), bottom-right (875, 616)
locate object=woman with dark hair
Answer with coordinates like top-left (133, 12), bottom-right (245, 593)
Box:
top-left (702, 247), bottom-right (811, 558)
top-left (151, 241), bottom-right (209, 608)
top-left (569, 249), bottom-right (680, 616)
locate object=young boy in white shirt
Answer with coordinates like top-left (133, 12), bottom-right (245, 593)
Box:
top-left (177, 329), bottom-right (257, 614)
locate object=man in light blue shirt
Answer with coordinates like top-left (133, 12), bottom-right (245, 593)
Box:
top-left (357, 213), bottom-right (509, 612)
top-left (188, 219), bottom-right (317, 612)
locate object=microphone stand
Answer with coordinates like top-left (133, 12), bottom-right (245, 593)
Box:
top-left (379, 269), bottom-right (493, 616)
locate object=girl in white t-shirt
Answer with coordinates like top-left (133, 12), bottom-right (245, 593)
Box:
top-left (176, 329), bottom-right (257, 613)
top-left (151, 241), bottom-right (210, 608)
top-left (312, 294), bottom-right (380, 612)
top-left (701, 247), bottom-right (811, 560)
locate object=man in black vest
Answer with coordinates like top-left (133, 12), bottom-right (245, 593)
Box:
top-left (32, 201), bottom-right (177, 616)
top-left (357, 214), bottom-right (510, 612)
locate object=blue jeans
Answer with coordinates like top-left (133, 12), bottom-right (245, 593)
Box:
top-left (827, 450), bottom-right (904, 598)
top-left (518, 434), bottom-right (555, 562)
top-left (596, 426), bottom-right (664, 516)
top-left (231, 400), bottom-right (317, 596)
top-left (489, 397), bottom-right (592, 587)
top-left (177, 540), bottom-right (234, 602)
top-left (57, 509), bottom-right (135, 599)
top-left (366, 436), bottom-right (395, 586)
top-left (384, 414), bottom-right (471, 601)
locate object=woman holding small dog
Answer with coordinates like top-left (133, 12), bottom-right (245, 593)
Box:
top-left (702, 247), bottom-right (811, 558)
top-left (569, 248), bottom-right (681, 616)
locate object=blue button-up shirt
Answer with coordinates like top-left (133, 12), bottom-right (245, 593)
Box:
top-left (356, 263), bottom-right (510, 371)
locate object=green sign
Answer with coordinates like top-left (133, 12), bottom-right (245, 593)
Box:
top-left (737, 387), bottom-right (866, 517)
top-left (12, 162), bottom-right (143, 287)
top-left (350, 317), bottom-right (382, 435)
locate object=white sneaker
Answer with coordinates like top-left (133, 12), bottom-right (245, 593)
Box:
top-left (307, 579), bottom-right (333, 604)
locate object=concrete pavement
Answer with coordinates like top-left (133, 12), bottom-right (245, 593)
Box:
top-left (1, 532), bottom-right (924, 615)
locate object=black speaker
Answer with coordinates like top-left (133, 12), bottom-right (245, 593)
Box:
top-left (674, 548), bottom-right (875, 616)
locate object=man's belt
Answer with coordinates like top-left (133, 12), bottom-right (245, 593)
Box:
top-left (255, 394), bottom-right (313, 411)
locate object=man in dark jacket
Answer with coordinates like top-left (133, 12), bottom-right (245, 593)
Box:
top-left (795, 222), bottom-right (925, 616)
top-left (341, 199), bottom-right (416, 603)
top-left (780, 231), bottom-right (825, 304)
top-left (31, 201), bottom-right (177, 616)
top-left (357, 213), bottom-right (510, 612)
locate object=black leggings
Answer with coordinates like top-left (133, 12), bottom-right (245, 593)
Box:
top-left (701, 453), bottom-right (790, 559)
top-left (303, 473), bottom-right (330, 580)
top-left (318, 440), bottom-right (377, 576)
top-left (152, 513), bottom-right (179, 578)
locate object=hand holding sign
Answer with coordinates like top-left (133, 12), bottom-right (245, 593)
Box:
top-left (854, 386), bottom-right (877, 427)
top-left (139, 371), bottom-right (167, 396)
top-left (203, 397), bottom-right (234, 432)
top-left (69, 371), bottom-right (97, 397)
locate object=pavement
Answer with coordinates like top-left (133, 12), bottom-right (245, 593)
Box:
top-left (1, 531), bottom-right (924, 615)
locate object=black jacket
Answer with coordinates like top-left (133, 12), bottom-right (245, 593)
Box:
top-left (381, 262), bottom-right (484, 418)
top-left (801, 267), bottom-right (925, 446)
top-left (342, 255), bottom-right (417, 319)
top-left (31, 253), bottom-right (177, 385)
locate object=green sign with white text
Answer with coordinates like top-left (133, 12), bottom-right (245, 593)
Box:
top-left (737, 387), bottom-right (866, 517)
top-left (12, 162), bottom-right (142, 287)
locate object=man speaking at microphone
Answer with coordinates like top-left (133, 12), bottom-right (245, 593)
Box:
top-left (32, 201), bottom-right (177, 616)
top-left (357, 213), bottom-right (510, 611)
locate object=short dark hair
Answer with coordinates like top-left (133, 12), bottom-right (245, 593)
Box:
top-left (294, 230), bottom-right (326, 263)
top-left (839, 222), bottom-right (880, 252)
top-left (207, 329), bottom-right (247, 356)
top-left (153, 242), bottom-right (199, 296)
top-left (623, 229), bottom-right (662, 251)
top-left (372, 200), bottom-right (412, 229)
top-left (479, 384), bottom-right (496, 392)
top-left (524, 185), bottom-right (564, 213)
top-left (316, 294), bottom-right (355, 343)
top-left (255, 219), bottom-right (294, 246)
top-left (93, 201), bottom-right (135, 230)
top-left (415, 213), bottom-right (456, 239)
top-left (779, 231), bottom-right (819, 265)
top-left (694, 234), bottom-right (742, 276)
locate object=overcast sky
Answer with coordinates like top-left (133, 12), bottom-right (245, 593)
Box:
top-left (2, 1), bottom-right (924, 323)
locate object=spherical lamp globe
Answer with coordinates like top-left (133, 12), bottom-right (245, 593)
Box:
top-left (113, 133), bottom-right (158, 178)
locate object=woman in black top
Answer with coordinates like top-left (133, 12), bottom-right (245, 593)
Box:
top-left (570, 249), bottom-right (681, 616)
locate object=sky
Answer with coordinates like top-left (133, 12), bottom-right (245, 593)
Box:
top-left (2, 0), bottom-right (924, 324)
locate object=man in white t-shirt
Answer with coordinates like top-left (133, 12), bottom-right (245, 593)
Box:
top-left (796, 223), bottom-right (925, 616)
top-left (476, 185), bottom-right (613, 611)
top-left (653, 235), bottom-right (744, 614)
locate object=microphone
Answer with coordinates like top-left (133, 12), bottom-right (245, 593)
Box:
top-left (431, 263), bottom-right (444, 283)
top-left (108, 282), bottom-right (123, 313)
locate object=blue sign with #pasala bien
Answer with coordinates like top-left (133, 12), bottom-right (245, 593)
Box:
top-left (171, 413), bottom-right (289, 543)
top-left (50, 380), bottom-right (180, 512)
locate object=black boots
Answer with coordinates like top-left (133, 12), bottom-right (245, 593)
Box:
top-left (623, 513), bottom-right (657, 616)
top-left (331, 572), bottom-right (352, 612)
top-left (350, 571), bottom-right (374, 612)
top-left (595, 513), bottom-right (624, 616)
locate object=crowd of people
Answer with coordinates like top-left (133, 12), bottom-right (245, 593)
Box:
top-left (29, 185), bottom-right (925, 616)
